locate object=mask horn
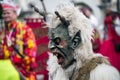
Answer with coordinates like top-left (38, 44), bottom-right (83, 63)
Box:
top-left (55, 11), bottom-right (70, 27)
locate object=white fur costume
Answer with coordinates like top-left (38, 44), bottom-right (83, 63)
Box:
top-left (47, 3), bottom-right (120, 80)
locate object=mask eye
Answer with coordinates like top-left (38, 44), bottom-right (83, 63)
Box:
top-left (54, 37), bottom-right (61, 45)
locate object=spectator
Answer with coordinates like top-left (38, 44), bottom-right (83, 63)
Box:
top-left (100, 11), bottom-right (120, 72)
top-left (0, 0), bottom-right (37, 79)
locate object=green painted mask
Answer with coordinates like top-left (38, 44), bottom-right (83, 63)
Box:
top-left (48, 12), bottom-right (82, 68)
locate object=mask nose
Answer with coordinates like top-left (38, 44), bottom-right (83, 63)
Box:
top-left (48, 40), bottom-right (56, 49)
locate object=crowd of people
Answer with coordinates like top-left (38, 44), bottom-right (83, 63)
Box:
top-left (0, 0), bottom-right (120, 80)
top-left (100, 11), bottom-right (120, 72)
top-left (80, 6), bottom-right (120, 72)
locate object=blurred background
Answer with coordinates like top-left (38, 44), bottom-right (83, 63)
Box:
top-left (15, 0), bottom-right (120, 40)
top-left (15, 0), bottom-right (119, 23)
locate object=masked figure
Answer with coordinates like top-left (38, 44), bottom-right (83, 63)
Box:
top-left (47, 3), bottom-right (120, 80)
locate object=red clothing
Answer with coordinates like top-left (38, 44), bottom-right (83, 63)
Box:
top-left (0, 20), bottom-right (37, 79)
top-left (100, 15), bottom-right (120, 72)
top-left (100, 40), bottom-right (120, 72)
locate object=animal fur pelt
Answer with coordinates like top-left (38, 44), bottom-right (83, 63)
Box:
top-left (47, 2), bottom-right (120, 80)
